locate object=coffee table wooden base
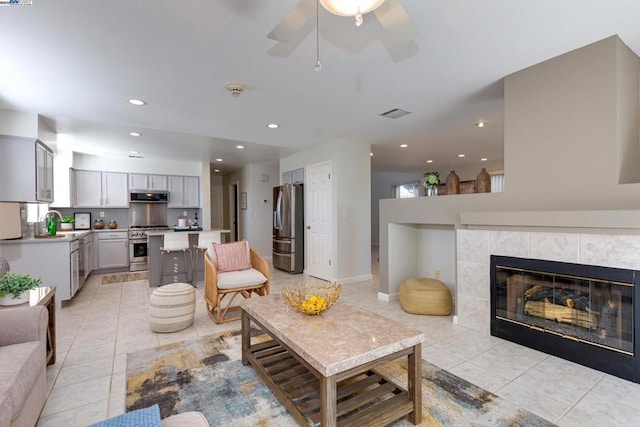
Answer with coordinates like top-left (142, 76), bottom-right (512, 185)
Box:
top-left (242, 312), bottom-right (421, 426)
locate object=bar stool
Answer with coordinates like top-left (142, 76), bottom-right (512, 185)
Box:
top-left (192, 231), bottom-right (221, 285)
top-left (160, 233), bottom-right (193, 286)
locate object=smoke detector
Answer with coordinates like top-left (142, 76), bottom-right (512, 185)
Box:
top-left (226, 83), bottom-right (244, 97)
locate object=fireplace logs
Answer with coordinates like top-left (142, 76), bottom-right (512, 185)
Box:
top-left (523, 285), bottom-right (598, 329)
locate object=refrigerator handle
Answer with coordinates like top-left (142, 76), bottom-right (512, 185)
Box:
top-left (274, 189), bottom-right (283, 230)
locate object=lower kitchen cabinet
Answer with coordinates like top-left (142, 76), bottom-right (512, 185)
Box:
top-left (98, 231), bottom-right (129, 269)
top-left (0, 239), bottom-right (75, 309)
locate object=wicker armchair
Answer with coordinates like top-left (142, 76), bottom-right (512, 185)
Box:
top-left (204, 246), bottom-right (269, 323)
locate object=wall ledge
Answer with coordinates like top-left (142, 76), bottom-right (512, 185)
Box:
top-left (461, 210), bottom-right (640, 230)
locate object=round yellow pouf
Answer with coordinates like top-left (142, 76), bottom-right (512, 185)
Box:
top-left (399, 278), bottom-right (452, 315)
top-left (149, 283), bottom-right (196, 333)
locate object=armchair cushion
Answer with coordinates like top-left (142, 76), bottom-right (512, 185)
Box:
top-left (210, 240), bottom-right (251, 273)
top-left (217, 269), bottom-right (268, 289)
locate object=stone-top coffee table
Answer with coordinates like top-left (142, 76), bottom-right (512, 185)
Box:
top-left (241, 294), bottom-right (424, 427)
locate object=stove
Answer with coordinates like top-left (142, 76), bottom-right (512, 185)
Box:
top-left (128, 225), bottom-right (171, 240)
top-left (128, 225), bottom-right (170, 272)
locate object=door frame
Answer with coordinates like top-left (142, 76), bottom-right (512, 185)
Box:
top-left (229, 181), bottom-right (239, 241)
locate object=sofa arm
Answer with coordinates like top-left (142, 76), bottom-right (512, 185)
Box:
top-left (0, 306), bottom-right (47, 348)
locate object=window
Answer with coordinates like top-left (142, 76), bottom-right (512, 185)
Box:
top-left (491, 173), bottom-right (505, 193)
top-left (392, 182), bottom-right (420, 198)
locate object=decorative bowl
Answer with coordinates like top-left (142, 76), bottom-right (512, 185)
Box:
top-left (283, 283), bottom-right (342, 315)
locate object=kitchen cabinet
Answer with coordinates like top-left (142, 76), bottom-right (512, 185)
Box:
top-left (0, 238), bottom-right (76, 308)
top-left (0, 135), bottom-right (54, 202)
top-left (168, 175), bottom-right (199, 207)
top-left (36, 142), bottom-right (55, 202)
top-left (282, 168), bottom-right (304, 185)
top-left (70, 239), bottom-right (80, 297)
top-left (98, 231), bottom-right (129, 269)
top-left (72, 169), bottom-right (128, 207)
top-left (83, 234), bottom-right (92, 280)
top-left (93, 232), bottom-right (99, 270)
top-left (129, 173), bottom-right (168, 190)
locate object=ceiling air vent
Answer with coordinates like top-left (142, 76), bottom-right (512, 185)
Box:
top-left (379, 108), bottom-right (412, 119)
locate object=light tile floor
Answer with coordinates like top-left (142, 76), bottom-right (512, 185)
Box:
top-left (37, 251), bottom-right (640, 426)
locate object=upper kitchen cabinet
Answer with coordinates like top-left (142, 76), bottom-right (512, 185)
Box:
top-left (129, 174), bottom-right (168, 191)
top-left (72, 169), bottom-right (128, 207)
top-left (0, 135), bottom-right (54, 202)
top-left (168, 175), bottom-right (199, 207)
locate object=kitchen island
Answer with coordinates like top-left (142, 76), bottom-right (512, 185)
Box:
top-left (147, 229), bottom-right (230, 287)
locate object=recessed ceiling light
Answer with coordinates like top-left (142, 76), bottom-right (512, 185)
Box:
top-left (236, 145), bottom-right (244, 149)
top-left (400, 144), bottom-right (408, 148)
top-left (370, 152), bottom-right (373, 157)
top-left (214, 169), bottom-right (221, 173)
top-left (481, 158), bottom-right (488, 162)
top-left (426, 160), bottom-right (433, 164)
top-left (216, 158), bottom-right (223, 162)
top-left (476, 121), bottom-right (485, 128)
top-left (128, 98), bottom-right (147, 106)
top-left (458, 154), bottom-right (466, 158)
top-left (129, 150), bottom-right (140, 154)
top-left (129, 132), bottom-right (141, 137)
top-left (267, 123), bottom-right (279, 129)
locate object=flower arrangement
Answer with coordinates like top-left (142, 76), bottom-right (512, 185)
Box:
top-left (423, 171), bottom-right (441, 188)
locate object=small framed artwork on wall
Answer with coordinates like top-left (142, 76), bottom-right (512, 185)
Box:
top-left (240, 192), bottom-right (247, 210)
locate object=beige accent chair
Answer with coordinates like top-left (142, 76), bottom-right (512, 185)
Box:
top-left (0, 305), bottom-right (47, 427)
top-left (204, 246), bottom-right (269, 323)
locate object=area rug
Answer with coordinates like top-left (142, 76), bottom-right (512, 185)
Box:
top-left (126, 330), bottom-right (556, 426)
top-left (101, 271), bottom-right (148, 284)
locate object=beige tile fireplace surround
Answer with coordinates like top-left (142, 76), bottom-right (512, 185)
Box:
top-left (456, 222), bottom-right (640, 335)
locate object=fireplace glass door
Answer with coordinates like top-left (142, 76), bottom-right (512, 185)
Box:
top-left (494, 263), bottom-right (634, 354)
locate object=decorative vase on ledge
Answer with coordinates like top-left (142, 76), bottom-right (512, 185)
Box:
top-left (446, 170), bottom-right (460, 195)
top-left (475, 168), bottom-right (491, 193)
top-left (426, 186), bottom-right (438, 197)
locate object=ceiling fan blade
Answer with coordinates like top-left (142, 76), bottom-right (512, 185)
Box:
top-left (267, 0), bottom-right (316, 43)
top-left (267, 23), bottom-right (315, 57)
top-left (373, 0), bottom-right (419, 46)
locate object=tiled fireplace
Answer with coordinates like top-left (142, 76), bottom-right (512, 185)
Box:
top-left (491, 255), bottom-right (639, 382)
top-left (456, 228), bottom-right (640, 380)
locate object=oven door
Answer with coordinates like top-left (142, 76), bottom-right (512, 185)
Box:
top-left (129, 239), bottom-right (149, 271)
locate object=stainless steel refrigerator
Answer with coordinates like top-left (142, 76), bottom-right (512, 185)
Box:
top-left (273, 183), bottom-right (304, 273)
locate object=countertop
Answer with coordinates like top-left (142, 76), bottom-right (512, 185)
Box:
top-left (0, 228), bottom-right (128, 244)
top-left (146, 229), bottom-right (230, 237)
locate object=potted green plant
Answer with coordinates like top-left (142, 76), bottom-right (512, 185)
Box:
top-left (60, 215), bottom-right (74, 231)
top-left (0, 272), bottom-right (42, 306)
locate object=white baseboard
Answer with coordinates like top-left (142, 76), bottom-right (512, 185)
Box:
top-left (377, 292), bottom-right (398, 301)
top-left (337, 274), bottom-right (372, 284)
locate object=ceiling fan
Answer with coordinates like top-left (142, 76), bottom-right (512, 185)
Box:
top-left (267, 0), bottom-right (419, 62)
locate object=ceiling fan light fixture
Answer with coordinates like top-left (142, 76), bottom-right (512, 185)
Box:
top-left (319, 0), bottom-right (385, 17)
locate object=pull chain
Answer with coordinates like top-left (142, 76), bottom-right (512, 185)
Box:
top-left (315, 0), bottom-right (321, 71)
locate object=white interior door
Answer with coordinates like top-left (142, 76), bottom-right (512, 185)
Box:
top-left (305, 161), bottom-right (333, 281)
